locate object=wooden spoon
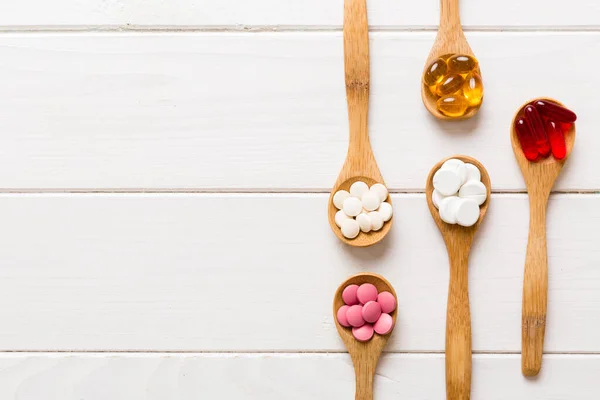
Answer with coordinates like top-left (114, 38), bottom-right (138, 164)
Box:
top-left (510, 98), bottom-right (576, 377)
top-left (425, 156), bottom-right (491, 400)
top-left (421, 0), bottom-right (481, 120)
top-left (333, 273), bottom-right (398, 400)
top-left (328, 0), bottom-right (392, 247)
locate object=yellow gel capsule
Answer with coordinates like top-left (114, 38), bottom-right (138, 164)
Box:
top-left (447, 54), bottom-right (478, 75)
top-left (437, 95), bottom-right (469, 118)
top-left (423, 58), bottom-right (448, 87)
top-left (435, 74), bottom-right (464, 97)
top-left (462, 72), bottom-right (483, 107)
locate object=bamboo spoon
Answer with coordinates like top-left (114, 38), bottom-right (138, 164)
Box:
top-left (333, 273), bottom-right (398, 400)
top-left (328, 0), bottom-right (392, 247)
top-left (421, 0), bottom-right (482, 120)
top-left (426, 156), bottom-right (491, 400)
top-left (510, 98), bottom-right (576, 377)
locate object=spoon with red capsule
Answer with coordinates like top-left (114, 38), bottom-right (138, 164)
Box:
top-left (510, 98), bottom-right (577, 377)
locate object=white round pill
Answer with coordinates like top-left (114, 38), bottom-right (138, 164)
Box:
top-left (433, 168), bottom-right (461, 196)
top-left (439, 196), bottom-right (461, 225)
top-left (343, 197), bottom-right (363, 217)
top-left (367, 211), bottom-right (384, 231)
top-left (350, 181), bottom-right (369, 198)
top-left (356, 213), bottom-right (372, 233)
top-left (361, 191), bottom-right (381, 211)
top-left (377, 202), bottom-right (393, 222)
top-left (455, 198), bottom-right (480, 227)
top-left (432, 189), bottom-right (447, 210)
top-left (341, 218), bottom-right (360, 239)
top-left (370, 183), bottom-right (388, 202)
top-left (442, 159), bottom-right (467, 185)
top-left (332, 190), bottom-right (350, 210)
top-left (335, 210), bottom-right (350, 227)
top-left (441, 158), bottom-right (464, 171)
top-left (458, 180), bottom-right (487, 205)
top-left (464, 163), bottom-right (481, 182)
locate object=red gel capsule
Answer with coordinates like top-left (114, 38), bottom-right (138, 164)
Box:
top-left (524, 105), bottom-right (551, 157)
top-left (545, 119), bottom-right (567, 160)
top-left (534, 100), bottom-right (577, 123)
top-left (515, 117), bottom-right (539, 161)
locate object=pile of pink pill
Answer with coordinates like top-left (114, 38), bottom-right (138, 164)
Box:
top-left (336, 283), bottom-right (396, 342)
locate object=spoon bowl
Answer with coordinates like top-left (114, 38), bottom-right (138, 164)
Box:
top-left (426, 155), bottom-right (491, 400)
top-left (328, 175), bottom-right (393, 247)
top-left (510, 98), bottom-right (576, 377)
top-left (333, 273), bottom-right (398, 400)
top-left (421, 0), bottom-right (482, 120)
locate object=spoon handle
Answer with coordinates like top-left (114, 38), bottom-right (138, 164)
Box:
top-left (343, 0), bottom-right (372, 163)
top-left (439, 0), bottom-right (462, 33)
top-left (446, 245), bottom-right (472, 400)
top-left (354, 359), bottom-right (375, 400)
top-left (522, 193), bottom-right (550, 377)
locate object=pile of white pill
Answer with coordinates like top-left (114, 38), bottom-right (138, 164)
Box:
top-left (332, 181), bottom-right (393, 239)
top-left (432, 159), bottom-right (487, 227)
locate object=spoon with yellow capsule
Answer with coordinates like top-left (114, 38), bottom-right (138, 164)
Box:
top-left (421, 0), bottom-right (484, 120)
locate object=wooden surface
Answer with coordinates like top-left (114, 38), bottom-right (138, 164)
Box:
top-left (426, 156), bottom-right (492, 399)
top-left (333, 273), bottom-right (398, 400)
top-left (2, 0), bottom-right (600, 397)
top-left (510, 100), bottom-right (577, 377)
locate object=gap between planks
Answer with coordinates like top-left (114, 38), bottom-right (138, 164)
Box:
top-left (1, 26), bottom-right (600, 34)
top-left (0, 189), bottom-right (598, 195)
top-left (1, 350), bottom-right (600, 355)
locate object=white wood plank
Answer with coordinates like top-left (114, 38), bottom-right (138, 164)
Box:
top-left (0, 0), bottom-right (599, 28)
top-left (0, 32), bottom-right (596, 191)
top-left (0, 353), bottom-right (597, 399)
top-left (0, 193), bottom-right (599, 352)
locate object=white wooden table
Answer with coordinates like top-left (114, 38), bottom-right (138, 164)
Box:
top-left (1, 1), bottom-right (599, 398)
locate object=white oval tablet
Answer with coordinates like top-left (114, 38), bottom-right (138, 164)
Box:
top-left (458, 180), bottom-right (487, 205)
top-left (465, 163), bottom-right (481, 182)
top-left (343, 197), bottom-right (363, 217)
top-left (370, 183), bottom-right (388, 202)
top-left (377, 202), bottom-right (393, 222)
top-left (455, 198), bottom-right (480, 227)
top-left (341, 218), bottom-right (360, 239)
top-left (367, 211), bottom-right (384, 231)
top-left (350, 181), bottom-right (369, 198)
top-left (439, 196), bottom-right (461, 224)
top-left (356, 213), bottom-right (372, 233)
top-left (432, 189), bottom-right (447, 209)
top-left (335, 210), bottom-right (350, 227)
top-left (332, 190), bottom-right (350, 210)
top-left (442, 159), bottom-right (467, 185)
top-left (361, 191), bottom-right (381, 211)
top-left (433, 168), bottom-right (461, 196)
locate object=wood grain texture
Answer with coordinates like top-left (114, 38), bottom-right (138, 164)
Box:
top-left (0, 353), bottom-right (598, 399)
top-left (510, 99), bottom-right (576, 377)
top-left (0, 32), bottom-right (597, 190)
top-left (0, 0), bottom-right (599, 28)
top-left (328, 0), bottom-right (391, 247)
top-left (0, 193), bottom-right (599, 351)
top-left (333, 273), bottom-right (398, 400)
top-left (426, 156), bottom-right (492, 400)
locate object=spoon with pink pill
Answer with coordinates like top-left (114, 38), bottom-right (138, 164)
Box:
top-left (333, 273), bottom-right (398, 400)
top-left (426, 155), bottom-right (491, 400)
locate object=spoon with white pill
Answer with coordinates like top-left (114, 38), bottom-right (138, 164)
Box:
top-left (328, 0), bottom-right (392, 247)
top-left (510, 98), bottom-right (577, 377)
top-left (334, 273), bottom-right (398, 400)
top-left (426, 155), bottom-right (491, 400)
